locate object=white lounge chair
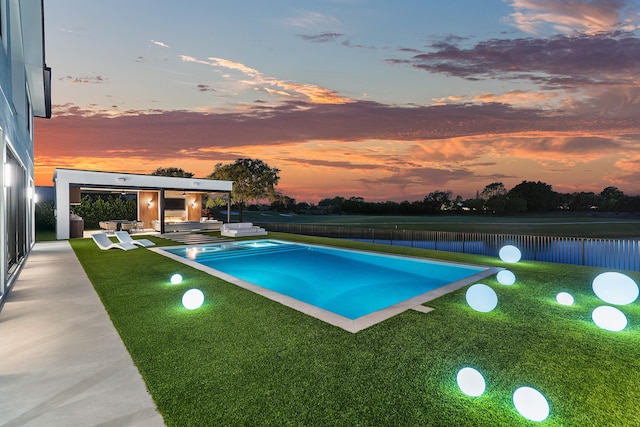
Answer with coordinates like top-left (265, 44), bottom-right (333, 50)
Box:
top-left (115, 231), bottom-right (156, 247)
top-left (92, 232), bottom-right (138, 251)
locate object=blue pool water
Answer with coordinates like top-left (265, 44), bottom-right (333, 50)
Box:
top-left (163, 240), bottom-right (485, 320)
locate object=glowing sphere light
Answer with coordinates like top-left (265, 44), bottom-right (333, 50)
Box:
top-left (513, 386), bottom-right (550, 422)
top-left (456, 367), bottom-right (486, 397)
top-left (496, 270), bottom-right (516, 286)
top-left (499, 245), bottom-right (521, 263)
top-left (170, 273), bottom-right (183, 285)
top-left (556, 292), bottom-right (574, 306)
top-left (592, 306), bottom-right (627, 332)
top-left (182, 289), bottom-right (204, 310)
top-left (466, 284), bottom-right (498, 313)
top-left (592, 272), bottom-right (638, 305)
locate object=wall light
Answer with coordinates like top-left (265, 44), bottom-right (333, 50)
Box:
top-left (147, 198), bottom-right (153, 207)
top-left (192, 200), bottom-right (197, 208)
top-left (4, 163), bottom-right (10, 187)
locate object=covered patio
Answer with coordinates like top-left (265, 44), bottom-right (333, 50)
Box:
top-left (54, 168), bottom-right (233, 239)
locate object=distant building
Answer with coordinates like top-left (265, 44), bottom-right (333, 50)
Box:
top-left (1, 0), bottom-right (51, 309)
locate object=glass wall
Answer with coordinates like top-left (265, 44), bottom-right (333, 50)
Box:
top-left (5, 149), bottom-right (27, 276)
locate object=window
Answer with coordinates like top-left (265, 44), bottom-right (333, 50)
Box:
top-left (5, 149), bottom-right (27, 272)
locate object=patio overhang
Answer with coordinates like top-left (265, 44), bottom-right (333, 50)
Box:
top-left (53, 168), bottom-right (233, 239)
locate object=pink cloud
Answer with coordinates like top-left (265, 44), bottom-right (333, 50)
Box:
top-left (34, 100), bottom-right (640, 200)
top-left (505, 0), bottom-right (639, 35)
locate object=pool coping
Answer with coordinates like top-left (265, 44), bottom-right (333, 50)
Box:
top-left (150, 240), bottom-right (501, 333)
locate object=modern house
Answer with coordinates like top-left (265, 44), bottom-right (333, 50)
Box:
top-left (0, 0), bottom-right (51, 309)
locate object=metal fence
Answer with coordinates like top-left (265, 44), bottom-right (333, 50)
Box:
top-left (260, 223), bottom-right (640, 272)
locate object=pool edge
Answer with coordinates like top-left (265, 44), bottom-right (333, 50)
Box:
top-left (150, 242), bottom-right (501, 333)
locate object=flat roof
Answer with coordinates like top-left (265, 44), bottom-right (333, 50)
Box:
top-left (53, 168), bottom-right (233, 192)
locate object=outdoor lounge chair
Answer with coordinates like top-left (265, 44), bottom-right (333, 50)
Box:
top-left (92, 232), bottom-right (138, 251)
top-left (115, 231), bottom-right (156, 247)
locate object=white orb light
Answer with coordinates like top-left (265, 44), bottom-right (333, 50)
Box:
top-left (496, 270), bottom-right (516, 286)
top-left (465, 284), bottom-right (498, 313)
top-left (556, 292), bottom-right (574, 306)
top-left (592, 272), bottom-right (638, 305)
top-left (499, 245), bottom-right (521, 263)
top-left (456, 367), bottom-right (486, 397)
top-left (513, 386), bottom-right (550, 422)
top-left (182, 289), bottom-right (205, 310)
top-left (170, 273), bottom-right (183, 285)
top-left (592, 306), bottom-right (627, 332)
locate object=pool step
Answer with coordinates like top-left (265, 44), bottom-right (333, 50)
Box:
top-left (193, 243), bottom-right (307, 262)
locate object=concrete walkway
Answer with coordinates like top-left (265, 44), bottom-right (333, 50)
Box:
top-left (0, 241), bottom-right (164, 427)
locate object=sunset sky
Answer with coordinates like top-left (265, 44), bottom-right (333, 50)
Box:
top-left (35, 0), bottom-right (640, 203)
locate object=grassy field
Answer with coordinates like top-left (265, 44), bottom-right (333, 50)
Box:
top-left (240, 212), bottom-right (640, 238)
top-left (71, 232), bottom-right (640, 426)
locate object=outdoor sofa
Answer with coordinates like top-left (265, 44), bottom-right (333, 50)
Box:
top-left (220, 222), bottom-right (268, 237)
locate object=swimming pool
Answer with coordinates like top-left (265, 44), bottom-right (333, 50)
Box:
top-left (156, 240), bottom-right (496, 332)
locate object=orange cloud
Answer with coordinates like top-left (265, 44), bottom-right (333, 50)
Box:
top-left (34, 100), bottom-right (640, 202)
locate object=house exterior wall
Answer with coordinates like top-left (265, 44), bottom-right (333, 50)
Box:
top-left (0, 0), bottom-right (50, 309)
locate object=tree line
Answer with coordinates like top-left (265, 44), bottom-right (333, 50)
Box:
top-left (35, 160), bottom-right (640, 232)
top-left (299, 182), bottom-right (640, 216)
top-left (151, 163), bottom-right (640, 216)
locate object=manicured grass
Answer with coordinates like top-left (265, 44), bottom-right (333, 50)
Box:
top-left (35, 229), bottom-right (57, 242)
top-left (241, 212), bottom-right (640, 238)
top-left (70, 233), bottom-right (640, 426)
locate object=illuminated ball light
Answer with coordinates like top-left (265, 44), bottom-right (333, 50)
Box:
top-left (456, 367), bottom-right (486, 397)
top-left (513, 386), bottom-right (550, 422)
top-left (592, 272), bottom-right (638, 305)
top-left (499, 245), bottom-right (521, 263)
top-left (170, 273), bottom-right (183, 284)
top-left (592, 306), bottom-right (627, 332)
top-left (556, 292), bottom-right (574, 306)
top-left (496, 270), bottom-right (516, 286)
top-left (466, 284), bottom-right (498, 313)
top-left (182, 289), bottom-right (205, 310)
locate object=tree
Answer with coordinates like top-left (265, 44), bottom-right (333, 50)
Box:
top-left (72, 194), bottom-right (136, 229)
top-left (424, 190), bottom-right (453, 213)
top-left (481, 182), bottom-right (507, 199)
top-left (151, 167), bottom-right (194, 178)
top-left (35, 199), bottom-right (56, 231)
top-left (271, 195), bottom-right (296, 212)
top-left (567, 192), bottom-right (599, 211)
top-left (507, 181), bottom-right (560, 212)
top-left (600, 186), bottom-right (625, 212)
top-left (207, 158), bottom-right (280, 222)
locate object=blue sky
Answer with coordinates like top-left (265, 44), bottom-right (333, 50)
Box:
top-left (36, 1), bottom-right (640, 202)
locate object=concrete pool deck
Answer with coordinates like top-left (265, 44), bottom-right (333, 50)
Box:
top-left (0, 241), bottom-right (164, 426)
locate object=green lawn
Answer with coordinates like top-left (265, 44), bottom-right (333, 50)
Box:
top-left (70, 233), bottom-right (640, 426)
top-left (241, 212), bottom-right (640, 238)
